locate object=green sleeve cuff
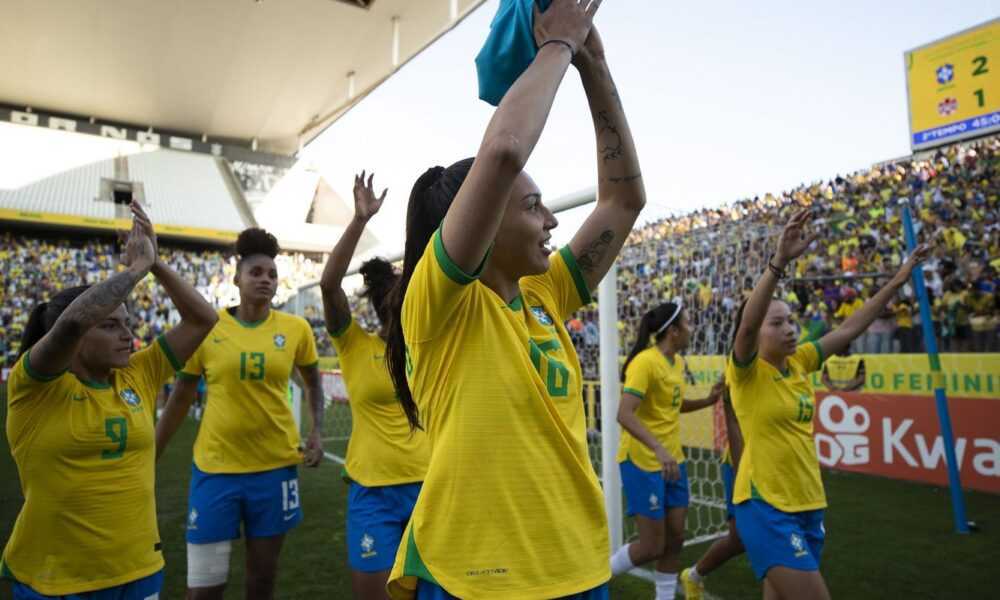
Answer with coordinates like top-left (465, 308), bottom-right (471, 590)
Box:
top-left (732, 351), bottom-right (757, 369)
top-left (623, 387), bottom-right (646, 400)
top-left (177, 371), bottom-right (201, 381)
top-left (811, 340), bottom-right (826, 366)
top-left (328, 316), bottom-right (352, 338)
top-left (22, 351), bottom-right (66, 382)
top-left (559, 246), bottom-right (593, 306)
top-left (433, 227), bottom-right (488, 285)
top-left (157, 335), bottom-right (184, 372)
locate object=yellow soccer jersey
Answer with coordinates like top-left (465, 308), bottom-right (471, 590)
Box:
top-left (823, 354), bottom-right (864, 389)
top-left (726, 342), bottom-right (827, 513)
top-left (3, 337), bottom-right (181, 595)
top-left (616, 347), bottom-right (687, 471)
top-left (179, 308), bottom-right (319, 474)
top-left (388, 231), bottom-right (609, 599)
top-left (330, 318), bottom-right (429, 487)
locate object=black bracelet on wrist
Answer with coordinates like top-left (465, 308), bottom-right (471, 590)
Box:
top-left (539, 39), bottom-right (576, 56)
top-left (767, 257), bottom-right (787, 280)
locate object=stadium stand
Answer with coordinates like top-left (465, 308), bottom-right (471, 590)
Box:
top-left (0, 149), bottom-right (249, 232)
top-left (332, 134), bottom-right (999, 381)
top-left (0, 232), bottom-right (326, 367)
top-left (2, 136), bottom-right (997, 372)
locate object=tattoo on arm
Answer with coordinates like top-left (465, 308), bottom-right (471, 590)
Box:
top-left (62, 269), bottom-right (143, 333)
top-left (577, 230), bottom-right (615, 274)
top-left (595, 111), bottom-right (624, 163)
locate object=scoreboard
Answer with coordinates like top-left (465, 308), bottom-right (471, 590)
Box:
top-left (905, 18), bottom-right (999, 150)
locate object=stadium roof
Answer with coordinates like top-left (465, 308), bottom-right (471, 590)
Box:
top-left (0, 0), bottom-right (486, 157)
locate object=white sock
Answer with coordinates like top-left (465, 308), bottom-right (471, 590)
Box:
top-left (609, 544), bottom-right (635, 576)
top-left (654, 571), bottom-right (678, 600)
top-left (688, 565), bottom-right (703, 583)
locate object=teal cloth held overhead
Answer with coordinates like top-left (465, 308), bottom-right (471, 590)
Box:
top-left (475, 0), bottom-right (552, 106)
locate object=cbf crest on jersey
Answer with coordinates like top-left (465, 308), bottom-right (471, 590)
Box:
top-left (120, 388), bottom-right (142, 412)
top-left (531, 306), bottom-right (554, 327)
top-left (273, 334), bottom-right (287, 349)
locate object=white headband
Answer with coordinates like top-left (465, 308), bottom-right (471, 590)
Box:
top-left (655, 298), bottom-right (683, 335)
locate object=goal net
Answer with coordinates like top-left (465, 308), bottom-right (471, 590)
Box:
top-left (284, 205), bottom-right (778, 556)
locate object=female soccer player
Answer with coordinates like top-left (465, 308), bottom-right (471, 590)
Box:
top-left (610, 301), bottom-right (723, 600)
top-left (680, 385), bottom-right (746, 600)
top-left (383, 2), bottom-right (645, 597)
top-left (320, 172), bottom-right (429, 599)
top-left (728, 209), bottom-right (929, 599)
top-left (155, 227), bottom-right (326, 600)
top-left (3, 202), bottom-right (217, 599)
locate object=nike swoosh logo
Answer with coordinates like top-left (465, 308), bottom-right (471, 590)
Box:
top-left (283, 513), bottom-right (297, 521)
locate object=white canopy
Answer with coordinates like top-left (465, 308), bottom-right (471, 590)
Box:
top-left (0, 0), bottom-right (486, 155)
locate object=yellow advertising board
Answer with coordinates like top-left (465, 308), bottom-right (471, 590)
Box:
top-left (0, 208), bottom-right (238, 244)
top-left (905, 18), bottom-right (999, 149)
top-left (686, 353), bottom-right (1000, 400)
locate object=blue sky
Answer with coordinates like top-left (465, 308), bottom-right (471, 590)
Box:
top-left (306, 0), bottom-right (998, 255)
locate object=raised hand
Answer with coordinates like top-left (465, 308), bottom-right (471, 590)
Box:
top-left (890, 243), bottom-right (932, 287)
top-left (353, 171), bottom-right (387, 222)
top-left (775, 208), bottom-right (820, 266)
top-left (118, 201), bottom-right (157, 273)
top-left (533, 0), bottom-right (602, 56)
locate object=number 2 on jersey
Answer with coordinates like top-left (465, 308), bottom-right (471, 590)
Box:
top-left (102, 417), bottom-right (128, 459)
top-left (240, 352), bottom-right (266, 380)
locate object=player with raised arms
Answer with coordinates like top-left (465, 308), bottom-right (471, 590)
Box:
top-left (3, 202), bottom-right (217, 599)
top-left (383, 0), bottom-right (649, 596)
top-left (320, 172), bottom-right (430, 599)
top-left (728, 208), bottom-right (929, 599)
top-left (156, 227), bottom-right (325, 600)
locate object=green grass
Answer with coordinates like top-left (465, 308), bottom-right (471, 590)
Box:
top-left (1, 390), bottom-right (997, 598)
top-left (673, 468), bottom-right (999, 599)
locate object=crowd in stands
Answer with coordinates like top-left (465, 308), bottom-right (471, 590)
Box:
top-left (2, 137), bottom-right (997, 372)
top-left (0, 233), bottom-right (324, 368)
top-left (337, 137), bottom-right (998, 379)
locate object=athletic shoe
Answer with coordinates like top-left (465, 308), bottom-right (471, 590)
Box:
top-left (681, 567), bottom-right (703, 600)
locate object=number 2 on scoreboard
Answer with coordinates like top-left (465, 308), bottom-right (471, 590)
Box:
top-left (971, 55), bottom-right (988, 77)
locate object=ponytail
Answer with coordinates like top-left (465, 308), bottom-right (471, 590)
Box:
top-left (621, 301), bottom-right (683, 381)
top-left (729, 298), bottom-right (749, 356)
top-left (16, 286), bottom-right (91, 360)
top-left (359, 258), bottom-right (398, 325)
top-left (385, 158), bottom-right (475, 430)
